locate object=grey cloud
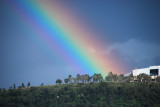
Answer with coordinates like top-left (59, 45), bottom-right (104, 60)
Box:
top-left (105, 39), bottom-right (160, 69)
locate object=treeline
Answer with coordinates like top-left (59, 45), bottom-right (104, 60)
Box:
top-left (0, 82), bottom-right (32, 92)
top-left (56, 72), bottom-right (160, 84)
top-left (1, 72), bottom-right (160, 91)
top-left (1, 72), bottom-right (160, 107)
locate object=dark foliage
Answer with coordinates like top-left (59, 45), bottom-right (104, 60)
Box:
top-left (0, 82), bottom-right (160, 107)
top-left (1, 73), bottom-right (159, 106)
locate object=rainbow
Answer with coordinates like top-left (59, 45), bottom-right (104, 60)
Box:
top-left (6, 0), bottom-right (127, 76)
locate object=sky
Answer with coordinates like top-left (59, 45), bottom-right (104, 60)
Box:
top-left (0, 0), bottom-right (160, 89)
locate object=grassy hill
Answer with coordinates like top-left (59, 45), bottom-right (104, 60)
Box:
top-left (0, 82), bottom-right (160, 107)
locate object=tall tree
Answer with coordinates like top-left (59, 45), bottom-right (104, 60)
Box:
top-left (105, 72), bottom-right (114, 82)
top-left (73, 78), bottom-right (77, 83)
top-left (113, 74), bottom-right (118, 82)
top-left (76, 74), bottom-right (81, 83)
top-left (27, 82), bottom-right (30, 87)
top-left (97, 74), bottom-right (103, 82)
top-left (88, 76), bottom-right (92, 83)
top-left (84, 74), bottom-right (89, 83)
top-left (13, 84), bottom-right (16, 89)
top-left (64, 78), bottom-right (69, 84)
top-left (56, 79), bottom-right (62, 84)
top-left (81, 75), bottom-right (85, 83)
top-left (127, 73), bottom-right (134, 82)
top-left (93, 73), bottom-right (98, 83)
top-left (105, 72), bottom-right (118, 82)
top-left (118, 74), bottom-right (124, 82)
top-left (68, 75), bottom-right (72, 83)
top-left (40, 83), bottom-right (44, 86)
top-left (22, 83), bottom-right (25, 88)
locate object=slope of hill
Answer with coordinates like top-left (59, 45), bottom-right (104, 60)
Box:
top-left (0, 82), bottom-right (160, 107)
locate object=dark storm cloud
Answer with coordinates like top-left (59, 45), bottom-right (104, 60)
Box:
top-left (61, 0), bottom-right (160, 43)
top-left (105, 39), bottom-right (160, 70)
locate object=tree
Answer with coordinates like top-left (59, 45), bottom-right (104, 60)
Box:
top-left (27, 82), bottom-right (30, 87)
top-left (13, 84), bottom-right (16, 89)
top-left (73, 78), bottom-right (77, 83)
top-left (93, 73), bottom-right (98, 83)
top-left (118, 74), bottom-right (124, 82)
top-left (80, 74), bottom-right (89, 83)
top-left (40, 83), bottom-right (44, 86)
top-left (97, 74), bottom-right (103, 82)
top-left (128, 73), bottom-right (134, 82)
top-left (84, 74), bottom-right (89, 83)
top-left (56, 79), bottom-right (62, 84)
top-left (22, 83), bottom-right (25, 88)
top-left (113, 74), bottom-right (118, 82)
top-left (137, 73), bottom-right (151, 83)
top-left (105, 72), bottom-right (115, 82)
top-left (76, 74), bottom-right (81, 83)
top-left (68, 75), bottom-right (72, 83)
top-left (81, 75), bottom-right (85, 83)
top-left (64, 78), bottom-right (69, 84)
top-left (88, 76), bottom-right (92, 83)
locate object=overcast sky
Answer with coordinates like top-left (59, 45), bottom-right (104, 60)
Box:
top-left (0, 0), bottom-right (160, 88)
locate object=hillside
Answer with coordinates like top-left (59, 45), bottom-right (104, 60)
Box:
top-left (0, 82), bottom-right (160, 107)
